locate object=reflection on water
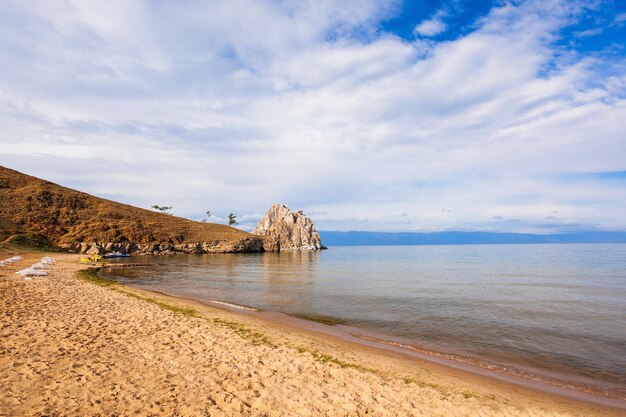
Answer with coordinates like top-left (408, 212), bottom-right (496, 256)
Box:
top-left (259, 251), bottom-right (320, 308)
top-left (102, 244), bottom-right (626, 394)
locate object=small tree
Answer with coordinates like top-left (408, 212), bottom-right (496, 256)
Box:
top-left (201, 211), bottom-right (211, 222)
top-left (228, 213), bottom-right (237, 226)
top-left (151, 204), bottom-right (172, 215)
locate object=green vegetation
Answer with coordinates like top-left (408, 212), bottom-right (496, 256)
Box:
top-left (228, 213), bottom-right (237, 226)
top-left (76, 268), bottom-right (118, 287)
top-left (289, 313), bottom-right (347, 326)
top-left (201, 211), bottom-right (212, 222)
top-left (462, 391), bottom-right (477, 400)
top-left (212, 318), bottom-right (275, 346)
top-left (400, 374), bottom-right (442, 390)
top-left (151, 204), bottom-right (173, 215)
top-left (76, 268), bottom-right (200, 317)
top-left (294, 345), bottom-right (379, 374)
top-left (0, 217), bottom-right (21, 243)
top-left (6, 233), bottom-right (56, 252)
top-left (126, 292), bottom-right (201, 317)
top-left (402, 376), bottom-right (417, 384)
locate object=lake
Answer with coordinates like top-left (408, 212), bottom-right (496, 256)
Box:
top-left (100, 244), bottom-right (626, 399)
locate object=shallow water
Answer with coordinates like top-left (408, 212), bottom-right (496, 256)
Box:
top-left (101, 244), bottom-right (626, 397)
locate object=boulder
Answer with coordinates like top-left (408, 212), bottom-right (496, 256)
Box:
top-left (252, 204), bottom-right (325, 251)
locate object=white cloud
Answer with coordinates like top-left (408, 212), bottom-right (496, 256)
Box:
top-left (413, 7), bottom-right (449, 37)
top-left (574, 28), bottom-right (603, 37)
top-left (413, 18), bottom-right (446, 37)
top-left (0, 0), bottom-right (624, 233)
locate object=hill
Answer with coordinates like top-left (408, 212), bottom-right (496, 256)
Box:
top-left (0, 166), bottom-right (265, 254)
top-left (320, 231), bottom-right (626, 246)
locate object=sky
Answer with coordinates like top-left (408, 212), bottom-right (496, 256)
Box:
top-left (1, 0), bottom-right (625, 233)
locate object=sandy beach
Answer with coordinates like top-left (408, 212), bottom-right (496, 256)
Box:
top-left (1, 250), bottom-right (624, 417)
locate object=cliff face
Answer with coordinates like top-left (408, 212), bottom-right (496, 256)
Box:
top-left (0, 166), bottom-right (265, 254)
top-left (252, 204), bottom-right (325, 251)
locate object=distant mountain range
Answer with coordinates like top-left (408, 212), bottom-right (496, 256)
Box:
top-left (319, 231), bottom-right (626, 246)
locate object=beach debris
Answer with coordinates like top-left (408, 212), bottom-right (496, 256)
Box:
top-left (16, 268), bottom-right (48, 277)
top-left (0, 255), bottom-right (24, 266)
top-left (12, 257), bottom-right (55, 278)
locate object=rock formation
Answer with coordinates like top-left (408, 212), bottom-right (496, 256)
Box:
top-left (252, 204), bottom-right (325, 251)
top-left (60, 237), bottom-right (264, 255)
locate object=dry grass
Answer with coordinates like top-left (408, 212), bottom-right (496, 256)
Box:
top-left (0, 165), bottom-right (260, 250)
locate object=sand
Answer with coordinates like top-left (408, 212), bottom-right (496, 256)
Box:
top-left (1, 251), bottom-right (624, 417)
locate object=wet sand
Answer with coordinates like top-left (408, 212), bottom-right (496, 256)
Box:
top-left (1, 251), bottom-right (624, 416)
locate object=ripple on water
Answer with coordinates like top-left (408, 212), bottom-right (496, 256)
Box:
top-left (101, 243), bottom-right (626, 398)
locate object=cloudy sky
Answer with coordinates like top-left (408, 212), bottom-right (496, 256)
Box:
top-left (1, 0), bottom-right (625, 233)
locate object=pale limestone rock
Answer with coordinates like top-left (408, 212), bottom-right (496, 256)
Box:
top-left (252, 204), bottom-right (324, 251)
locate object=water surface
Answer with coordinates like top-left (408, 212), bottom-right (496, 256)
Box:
top-left (101, 244), bottom-right (626, 398)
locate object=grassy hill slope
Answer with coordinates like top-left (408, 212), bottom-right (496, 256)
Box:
top-left (0, 166), bottom-right (264, 253)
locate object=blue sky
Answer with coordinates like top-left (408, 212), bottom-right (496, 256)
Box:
top-left (1, 0), bottom-right (625, 233)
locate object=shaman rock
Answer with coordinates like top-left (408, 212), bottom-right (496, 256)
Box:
top-left (252, 204), bottom-right (325, 251)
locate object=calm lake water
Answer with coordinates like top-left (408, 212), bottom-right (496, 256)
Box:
top-left (101, 244), bottom-right (626, 397)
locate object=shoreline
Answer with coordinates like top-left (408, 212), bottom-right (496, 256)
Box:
top-left (2, 250), bottom-right (625, 416)
top-left (100, 258), bottom-right (626, 406)
top-left (118, 282), bottom-right (626, 410)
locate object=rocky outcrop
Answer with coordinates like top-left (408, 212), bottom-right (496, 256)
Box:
top-left (252, 204), bottom-right (325, 251)
top-left (60, 236), bottom-right (265, 255)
